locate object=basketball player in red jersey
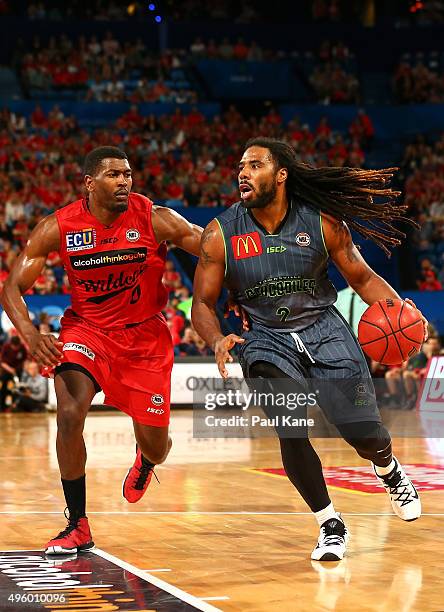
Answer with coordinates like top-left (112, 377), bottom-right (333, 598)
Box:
top-left (1, 146), bottom-right (203, 555)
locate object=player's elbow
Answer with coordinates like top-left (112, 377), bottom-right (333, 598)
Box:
top-left (348, 269), bottom-right (377, 294)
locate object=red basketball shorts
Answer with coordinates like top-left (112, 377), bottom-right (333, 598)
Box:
top-left (56, 310), bottom-right (174, 426)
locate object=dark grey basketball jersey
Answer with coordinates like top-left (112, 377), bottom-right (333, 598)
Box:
top-left (216, 201), bottom-right (337, 332)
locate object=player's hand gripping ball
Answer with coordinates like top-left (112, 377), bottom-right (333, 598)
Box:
top-left (358, 298), bottom-right (426, 366)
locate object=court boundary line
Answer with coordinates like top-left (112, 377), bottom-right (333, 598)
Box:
top-left (93, 548), bottom-right (222, 612)
top-left (1, 511), bottom-right (443, 516)
top-left (0, 548), bottom-right (222, 611)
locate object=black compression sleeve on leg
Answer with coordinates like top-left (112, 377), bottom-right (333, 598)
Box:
top-left (279, 437), bottom-right (331, 512)
top-left (336, 421), bottom-right (393, 466)
top-left (249, 360), bottom-right (331, 512)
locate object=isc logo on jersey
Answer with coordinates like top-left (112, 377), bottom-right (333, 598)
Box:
top-left (66, 228), bottom-right (96, 252)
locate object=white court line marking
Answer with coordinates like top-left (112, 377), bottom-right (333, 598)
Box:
top-left (0, 511), bottom-right (443, 516)
top-left (141, 568), bottom-right (172, 572)
top-left (93, 548), bottom-right (221, 612)
top-left (201, 597), bottom-right (230, 601)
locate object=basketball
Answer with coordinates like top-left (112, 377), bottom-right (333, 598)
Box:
top-left (358, 299), bottom-right (425, 365)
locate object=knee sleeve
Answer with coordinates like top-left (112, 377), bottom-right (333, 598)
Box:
top-left (337, 421), bottom-right (392, 462)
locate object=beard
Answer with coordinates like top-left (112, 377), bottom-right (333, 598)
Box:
top-left (240, 181), bottom-right (277, 209)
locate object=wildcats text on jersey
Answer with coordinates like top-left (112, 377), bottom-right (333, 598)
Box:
top-left (77, 265), bottom-right (146, 303)
top-left (66, 228), bottom-right (96, 252)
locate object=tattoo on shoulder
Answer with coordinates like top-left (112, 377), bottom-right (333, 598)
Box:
top-left (332, 221), bottom-right (359, 263)
top-left (200, 226), bottom-right (216, 265)
top-left (345, 237), bottom-right (359, 263)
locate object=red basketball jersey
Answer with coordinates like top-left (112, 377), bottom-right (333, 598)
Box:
top-left (56, 193), bottom-right (168, 329)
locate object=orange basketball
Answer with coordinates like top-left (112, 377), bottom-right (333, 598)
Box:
top-left (358, 298), bottom-right (425, 366)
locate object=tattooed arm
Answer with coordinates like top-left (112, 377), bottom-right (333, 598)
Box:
top-left (191, 220), bottom-right (244, 378)
top-left (321, 214), bottom-right (400, 304)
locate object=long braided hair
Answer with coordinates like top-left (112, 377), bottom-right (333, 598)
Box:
top-left (245, 137), bottom-right (416, 256)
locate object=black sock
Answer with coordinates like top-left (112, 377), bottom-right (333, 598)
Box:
top-left (141, 454), bottom-right (155, 469)
top-left (61, 475), bottom-right (86, 521)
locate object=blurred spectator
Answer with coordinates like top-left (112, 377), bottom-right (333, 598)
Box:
top-left (384, 336), bottom-right (443, 409)
top-left (0, 335), bottom-right (27, 412)
top-left (163, 260), bottom-right (182, 292)
top-left (418, 269), bottom-right (442, 291)
top-left (177, 326), bottom-right (200, 356)
top-left (14, 361), bottom-right (48, 412)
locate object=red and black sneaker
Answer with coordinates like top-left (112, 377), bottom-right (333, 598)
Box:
top-left (45, 511), bottom-right (94, 555)
top-left (123, 447), bottom-right (158, 503)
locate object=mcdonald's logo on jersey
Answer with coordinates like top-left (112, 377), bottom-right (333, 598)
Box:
top-left (231, 231), bottom-right (263, 260)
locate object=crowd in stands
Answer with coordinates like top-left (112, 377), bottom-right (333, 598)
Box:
top-left (0, 1), bottom-right (372, 25)
top-left (400, 133), bottom-right (444, 289)
top-left (309, 40), bottom-right (359, 104)
top-left (16, 34), bottom-right (198, 104)
top-left (393, 54), bottom-right (444, 104)
top-left (14, 33), bottom-right (362, 106)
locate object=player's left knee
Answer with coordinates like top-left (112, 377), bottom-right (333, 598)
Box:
top-left (138, 435), bottom-right (171, 465)
top-left (337, 421), bottom-right (391, 455)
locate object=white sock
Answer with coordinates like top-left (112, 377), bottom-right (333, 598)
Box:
top-left (374, 458), bottom-right (396, 477)
top-left (314, 502), bottom-right (338, 527)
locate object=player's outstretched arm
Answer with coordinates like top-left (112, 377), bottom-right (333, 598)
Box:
top-left (0, 215), bottom-right (64, 366)
top-left (322, 214), bottom-right (401, 304)
top-left (191, 220), bottom-right (244, 378)
top-left (323, 214), bottom-right (428, 339)
top-left (152, 206), bottom-right (203, 256)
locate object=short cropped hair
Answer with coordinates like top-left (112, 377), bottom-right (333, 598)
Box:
top-left (83, 146), bottom-right (128, 176)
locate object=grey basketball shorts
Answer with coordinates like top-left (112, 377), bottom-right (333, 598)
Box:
top-left (238, 306), bottom-right (381, 425)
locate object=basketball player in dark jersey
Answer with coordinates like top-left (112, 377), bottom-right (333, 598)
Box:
top-left (1, 146), bottom-right (203, 555)
top-left (192, 137), bottom-right (427, 561)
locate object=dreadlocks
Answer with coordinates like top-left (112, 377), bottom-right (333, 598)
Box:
top-left (245, 137), bottom-right (416, 256)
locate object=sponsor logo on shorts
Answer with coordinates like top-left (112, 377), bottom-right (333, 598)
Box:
top-left (66, 228), bottom-right (96, 252)
top-left (147, 407), bottom-right (165, 415)
top-left (355, 383), bottom-right (367, 395)
top-left (63, 343), bottom-right (95, 360)
top-left (70, 248), bottom-right (147, 270)
top-left (151, 394), bottom-right (164, 406)
top-left (231, 231), bottom-right (263, 260)
top-left (295, 232), bottom-right (311, 246)
top-left (126, 228), bottom-right (140, 242)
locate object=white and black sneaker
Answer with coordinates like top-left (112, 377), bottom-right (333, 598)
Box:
top-left (311, 514), bottom-right (349, 562)
top-left (373, 456), bottom-right (421, 521)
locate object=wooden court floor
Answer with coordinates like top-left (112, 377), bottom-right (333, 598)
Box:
top-left (1, 410), bottom-right (443, 612)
